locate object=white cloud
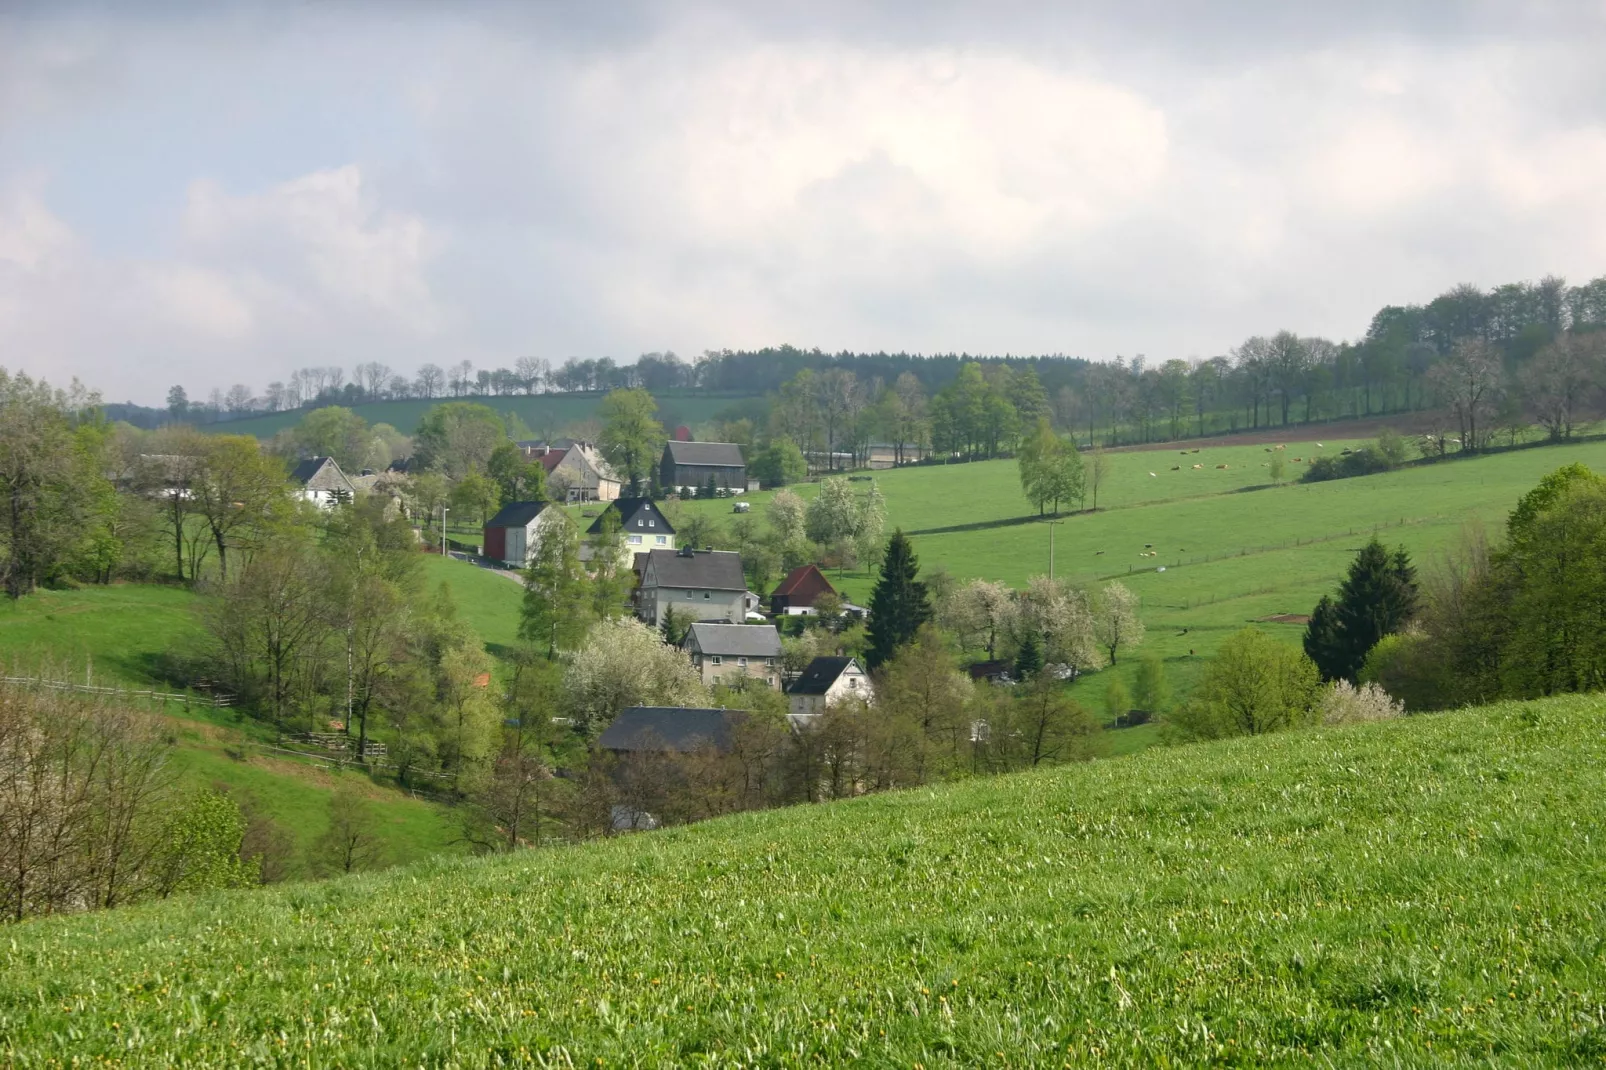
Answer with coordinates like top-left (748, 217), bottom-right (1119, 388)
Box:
top-left (0, 165), bottom-right (443, 397)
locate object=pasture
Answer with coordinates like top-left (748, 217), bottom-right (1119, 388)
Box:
top-left (668, 435), bottom-right (1606, 700)
top-left (4, 693), bottom-right (1602, 1065)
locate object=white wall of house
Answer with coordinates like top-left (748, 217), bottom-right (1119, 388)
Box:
top-left (787, 662), bottom-right (874, 718)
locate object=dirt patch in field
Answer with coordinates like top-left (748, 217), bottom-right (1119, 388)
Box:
top-left (1257, 614), bottom-right (1311, 624)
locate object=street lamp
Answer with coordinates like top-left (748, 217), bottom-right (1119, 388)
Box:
top-left (1046, 518), bottom-right (1065, 581)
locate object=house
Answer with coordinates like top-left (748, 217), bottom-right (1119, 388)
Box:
top-left (580, 497), bottom-right (675, 564)
top-left (482, 500), bottom-right (559, 568)
top-left (787, 656), bottom-right (873, 719)
top-left (598, 706), bottom-right (749, 755)
top-left (636, 548), bottom-right (747, 626)
top-left (660, 441), bottom-right (748, 495)
top-left (681, 623), bottom-right (783, 690)
top-left (770, 564), bottom-right (837, 616)
top-left (289, 456), bottom-right (356, 508)
top-left (966, 660), bottom-right (1014, 685)
top-left (516, 440), bottom-right (621, 502)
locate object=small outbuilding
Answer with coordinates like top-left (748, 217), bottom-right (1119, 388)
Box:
top-left (482, 500), bottom-right (557, 569)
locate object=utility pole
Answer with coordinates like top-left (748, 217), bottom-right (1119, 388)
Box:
top-left (1047, 519), bottom-right (1065, 581)
top-left (440, 505), bottom-right (450, 558)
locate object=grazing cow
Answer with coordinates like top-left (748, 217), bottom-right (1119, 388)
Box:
top-left (1216, 464), bottom-right (1229, 469)
top-left (1192, 463), bottom-right (1203, 469)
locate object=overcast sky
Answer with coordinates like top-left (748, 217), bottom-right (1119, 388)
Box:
top-left (3, 1), bottom-right (1605, 404)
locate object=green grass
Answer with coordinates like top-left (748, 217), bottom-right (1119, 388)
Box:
top-left (418, 554), bottom-right (525, 659)
top-left (210, 391), bottom-right (758, 439)
top-left (667, 435), bottom-right (1606, 706)
top-left (0, 583), bottom-right (205, 688)
top-left (5, 694), bottom-right (1604, 1064)
top-left (0, 581), bottom-right (465, 871)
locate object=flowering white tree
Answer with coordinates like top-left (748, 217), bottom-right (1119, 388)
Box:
top-left (1320, 680), bottom-right (1404, 724)
top-left (564, 618), bottom-right (707, 735)
top-left (1091, 581), bottom-right (1145, 665)
top-left (1018, 576), bottom-right (1103, 673)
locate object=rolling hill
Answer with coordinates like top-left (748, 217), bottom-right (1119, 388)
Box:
top-left (4, 694), bottom-right (1602, 1064)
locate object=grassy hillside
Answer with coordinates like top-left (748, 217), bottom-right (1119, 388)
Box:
top-left (5, 695), bottom-right (1603, 1064)
top-left (0, 583), bottom-right (464, 868)
top-left (669, 435), bottom-right (1606, 701)
top-left (211, 391), bottom-right (757, 439)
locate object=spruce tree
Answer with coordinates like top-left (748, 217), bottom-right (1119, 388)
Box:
top-left (1303, 538), bottom-right (1419, 681)
top-left (1013, 631), bottom-right (1044, 680)
top-left (865, 529), bottom-right (932, 668)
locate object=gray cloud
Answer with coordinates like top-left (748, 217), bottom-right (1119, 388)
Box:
top-left (2, 2), bottom-right (1605, 401)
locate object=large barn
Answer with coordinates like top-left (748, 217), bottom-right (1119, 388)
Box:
top-left (659, 441), bottom-right (748, 495)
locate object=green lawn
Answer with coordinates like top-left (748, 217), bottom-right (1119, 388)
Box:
top-left (5, 693), bottom-right (1603, 1065)
top-left (419, 553), bottom-right (525, 659)
top-left (209, 391), bottom-right (758, 439)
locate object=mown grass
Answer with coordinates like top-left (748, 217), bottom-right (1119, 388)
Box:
top-left (4, 694), bottom-right (1603, 1065)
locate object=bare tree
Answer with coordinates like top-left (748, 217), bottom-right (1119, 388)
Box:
top-left (1522, 333), bottom-right (1601, 441)
top-left (310, 786), bottom-right (385, 876)
top-left (1430, 338), bottom-right (1505, 451)
top-left (415, 364), bottom-right (445, 399)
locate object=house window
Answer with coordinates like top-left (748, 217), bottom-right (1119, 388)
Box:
top-left (703, 591), bottom-right (710, 599)
top-left (648, 519), bottom-right (655, 527)
top-left (628, 535), bottom-right (642, 544)
top-left (712, 655), bottom-right (722, 665)
top-left (738, 657), bottom-right (748, 667)
top-left (848, 677), bottom-right (858, 689)
top-left (686, 590), bottom-right (694, 599)
top-left (655, 536), bottom-right (666, 545)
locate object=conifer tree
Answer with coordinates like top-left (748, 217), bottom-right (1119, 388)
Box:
top-left (865, 529), bottom-right (932, 668)
top-left (1013, 630), bottom-right (1043, 680)
top-left (1303, 538), bottom-right (1419, 681)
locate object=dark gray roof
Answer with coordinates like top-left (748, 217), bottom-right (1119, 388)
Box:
top-left (598, 707), bottom-right (748, 753)
top-left (684, 622), bottom-right (781, 658)
top-left (486, 500), bottom-right (551, 528)
top-left (586, 497), bottom-right (674, 536)
top-left (642, 548), bottom-right (746, 591)
top-left (664, 441), bottom-right (745, 468)
top-left (789, 656), bottom-right (858, 696)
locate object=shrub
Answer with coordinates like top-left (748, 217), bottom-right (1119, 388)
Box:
top-left (1319, 679), bottom-right (1404, 725)
top-left (1167, 627), bottom-right (1322, 740)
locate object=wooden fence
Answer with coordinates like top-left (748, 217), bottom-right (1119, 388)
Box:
top-left (0, 675), bottom-right (232, 708)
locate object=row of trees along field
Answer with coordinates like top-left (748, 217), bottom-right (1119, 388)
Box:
top-left (137, 272), bottom-right (1606, 443)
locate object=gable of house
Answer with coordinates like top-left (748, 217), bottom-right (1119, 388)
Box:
top-left (771, 564), bottom-right (836, 610)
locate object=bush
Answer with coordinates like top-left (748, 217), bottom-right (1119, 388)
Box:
top-left (1302, 448), bottom-right (1391, 483)
top-left (1319, 679), bottom-right (1404, 725)
top-left (1167, 627), bottom-right (1322, 740)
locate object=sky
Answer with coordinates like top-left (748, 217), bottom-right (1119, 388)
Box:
top-left (2, 1), bottom-right (1605, 404)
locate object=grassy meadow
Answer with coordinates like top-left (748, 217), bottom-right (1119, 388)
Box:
top-left (5, 693), bottom-right (1603, 1065)
top-left (665, 434), bottom-right (1606, 702)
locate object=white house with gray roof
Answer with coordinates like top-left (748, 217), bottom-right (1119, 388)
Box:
top-left (681, 622), bottom-right (783, 690)
top-left (636, 548), bottom-right (747, 626)
top-left (289, 456), bottom-right (356, 509)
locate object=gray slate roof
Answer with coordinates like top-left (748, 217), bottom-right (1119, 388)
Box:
top-left (789, 656), bottom-right (858, 696)
top-left (684, 622), bottom-right (781, 658)
top-left (642, 548), bottom-right (746, 591)
top-left (486, 500), bottom-right (551, 528)
top-left (598, 707), bottom-right (748, 753)
top-left (664, 441), bottom-right (746, 468)
top-left (587, 497), bottom-right (674, 536)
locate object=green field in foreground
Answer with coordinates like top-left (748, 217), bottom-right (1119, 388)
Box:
top-left (210, 391), bottom-right (757, 440)
top-left (5, 693), bottom-right (1603, 1065)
